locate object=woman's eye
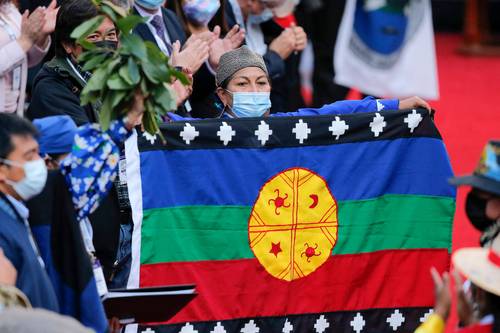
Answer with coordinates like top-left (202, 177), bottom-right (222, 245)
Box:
top-left (236, 82), bottom-right (246, 86)
top-left (257, 81), bottom-right (268, 86)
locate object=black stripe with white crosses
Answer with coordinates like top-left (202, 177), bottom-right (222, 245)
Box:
top-left (138, 307), bottom-right (434, 333)
top-left (138, 109), bottom-right (439, 151)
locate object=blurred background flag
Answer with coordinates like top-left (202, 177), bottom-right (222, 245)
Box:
top-left (334, 0), bottom-right (439, 100)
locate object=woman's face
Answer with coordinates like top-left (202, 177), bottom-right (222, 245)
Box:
top-left (217, 66), bottom-right (271, 108)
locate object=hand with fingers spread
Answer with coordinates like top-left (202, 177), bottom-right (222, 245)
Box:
top-left (18, 7), bottom-right (47, 52)
top-left (40, 0), bottom-right (59, 37)
top-left (430, 267), bottom-right (452, 321)
top-left (170, 39), bottom-right (210, 74)
top-left (269, 27), bottom-right (296, 60)
top-left (208, 25), bottom-right (246, 70)
top-left (453, 270), bottom-right (477, 327)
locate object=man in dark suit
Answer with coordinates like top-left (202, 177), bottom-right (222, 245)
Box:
top-left (133, 0), bottom-right (213, 116)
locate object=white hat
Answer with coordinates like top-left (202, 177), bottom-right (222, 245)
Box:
top-left (452, 234), bottom-right (500, 296)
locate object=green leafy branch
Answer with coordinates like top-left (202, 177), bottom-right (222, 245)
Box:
top-left (71, 0), bottom-right (189, 135)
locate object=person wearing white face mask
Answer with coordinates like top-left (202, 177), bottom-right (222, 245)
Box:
top-left (0, 113), bottom-right (59, 312)
top-left (167, 46), bottom-right (432, 121)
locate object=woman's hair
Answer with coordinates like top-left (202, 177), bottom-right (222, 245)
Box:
top-left (167, 0), bottom-right (229, 37)
top-left (54, 0), bottom-right (99, 57)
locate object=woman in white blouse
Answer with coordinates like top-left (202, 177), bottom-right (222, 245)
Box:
top-left (0, 0), bottom-right (58, 115)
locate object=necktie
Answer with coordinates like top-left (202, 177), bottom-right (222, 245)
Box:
top-left (150, 15), bottom-right (173, 54)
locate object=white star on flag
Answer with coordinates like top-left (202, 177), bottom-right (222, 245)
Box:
top-left (241, 320), bottom-right (260, 333)
top-left (404, 109), bottom-right (423, 133)
top-left (420, 309), bottom-right (434, 323)
top-left (255, 120), bottom-right (273, 146)
top-left (141, 329), bottom-right (155, 333)
top-left (210, 322), bottom-right (227, 333)
top-left (376, 99), bottom-right (385, 111)
top-left (350, 313), bottom-right (365, 333)
top-left (180, 123), bottom-right (199, 145)
top-left (282, 319), bottom-right (293, 333)
top-left (329, 116), bottom-right (349, 140)
top-left (314, 315), bottom-right (330, 333)
top-left (217, 122), bottom-right (236, 146)
top-left (370, 113), bottom-right (386, 137)
top-left (179, 323), bottom-right (198, 333)
top-left (142, 131), bottom-right (157, 145)
top-left (292, 119), bottom-right (311, 144)
top-left (387, 310), bottom-right (405, 331)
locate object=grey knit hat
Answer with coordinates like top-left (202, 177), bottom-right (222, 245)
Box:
top-left (215, 46), bottom-right (269, 87)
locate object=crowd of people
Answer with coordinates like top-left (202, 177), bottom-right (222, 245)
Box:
top-left (0, 0), bottom-right (499, 332)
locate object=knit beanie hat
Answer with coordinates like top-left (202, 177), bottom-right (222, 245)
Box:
top-left (215, 46), bottom-right (269, 87)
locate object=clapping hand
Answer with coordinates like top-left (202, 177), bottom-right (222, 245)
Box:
top-left (208, 25), bottom-right (245, 70)
top-left (170, 39), bottom-right (209, 74)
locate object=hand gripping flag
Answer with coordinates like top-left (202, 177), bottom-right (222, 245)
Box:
top-left (125, 109), bottom-right (455, 332)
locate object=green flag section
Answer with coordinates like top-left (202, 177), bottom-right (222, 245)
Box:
top-left (140, 195), bottom-right (454, 265)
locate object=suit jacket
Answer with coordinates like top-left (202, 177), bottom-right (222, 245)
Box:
top-left (133, 7), bottom-right (221, 117)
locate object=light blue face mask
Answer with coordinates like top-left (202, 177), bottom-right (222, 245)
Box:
top-left (248, 8), bottom-right (273, 24)
top-left (135, 0), bottom-right (165, 10)
top-left (183, 0), bottom-right (221, 26)
top-left (229, 91), bottom-right (272, 118)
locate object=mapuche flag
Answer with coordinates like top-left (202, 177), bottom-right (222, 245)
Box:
top-left (125, 109), bottom-right (455, 333)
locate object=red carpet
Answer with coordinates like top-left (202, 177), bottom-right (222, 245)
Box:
top-left (432, 33), bottom-right (500, 252)
top-left (431, 33), bottom-right (500, 332)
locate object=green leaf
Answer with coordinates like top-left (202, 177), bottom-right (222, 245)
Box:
top-left (169, 68), bottom-right (190, 85)
top-left (127, 57), bottom-right (140, 84)
top-left (141, 60), bottom-right (160, 84)
top-left (121, 34), bottom-right (147, 59)
top-left (84, 66), bottom-right (109, 92)
top-left (100, 5), bottom-right (117, 22)
top-left (116, 15), bottom-right (145, 33)
top-left (81, 52), bottom-right (108, 72)
top-left (71, 16), bottom-right (104, 40)
top-left (118, 65), bottom-right (133, 85)
top-left (111, 91), bottom-right (127, 108)
top-left (99, 95), bottom-right (114, 131)
top-left (78, 39), bottom-right (97, 51)
top-left (101, 0), bottom-right (128, 18)
top-left (153, 84), bottom-right (176, 112)
top-left (107, 73), bottom-right (131, 90)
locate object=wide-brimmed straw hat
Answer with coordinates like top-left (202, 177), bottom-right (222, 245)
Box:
top-left (449, 140), bottom-right (500, 196)
top-left (452, 234), bottom-right (500, 296)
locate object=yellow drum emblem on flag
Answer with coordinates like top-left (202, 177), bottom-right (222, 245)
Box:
top-left (249, 167), bottom-right (338, 281)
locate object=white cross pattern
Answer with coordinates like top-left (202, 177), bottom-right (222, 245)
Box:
top-left (210, 322), bottom-right (227, 333)
top-left (350, 313), bottom-right (365, 333)
top-left (179, 322), bottom-right (198, 333)
top-left (404, 109), bottom-right (423, 133)
top-left (142, 131), bottom-right (157, 145)
top-left (387, 309), bottom-right (405, 331)
top-left (180, 123), bottom-right (199, 145)
top-left (217, 122), bottom-right (236, 146)
top-left (282, 319), bottom-right (293, 333)
top-left (329, 116), bottom-right (349, 140)
top-left (370, 113), bottom-right (386, 137)
top-left (141, 329), bottom-right (155, 333)
top-left (241, 319), bottom-right (260, 333)
top-left (292, 119), bottom-right (311, 144)
top-left (420, 309), bottom-right (434, 323)
top-left (376, 99), bottom-right (385, 111)
top-left (255, 120), bottom-right (273, 146)
top-left (314, 315), bottom-right (330, 333)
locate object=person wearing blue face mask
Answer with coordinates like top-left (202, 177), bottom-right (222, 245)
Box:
top-left (167, 46), bottom-right (431, 121)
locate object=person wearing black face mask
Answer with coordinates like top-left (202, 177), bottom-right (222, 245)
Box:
top-left (450, 140), bottom-right (500, 246)
top-left (26, 0), bottom-right (118, 126)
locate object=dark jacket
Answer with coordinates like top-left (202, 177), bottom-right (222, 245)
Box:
top-left (0, 193), bottom-right (59, 312)
top-left (26, 57), bottom-right (98, 126)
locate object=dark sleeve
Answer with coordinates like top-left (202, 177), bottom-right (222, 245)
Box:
top-left (0, 233), bottom-right (20, 271)
top-left (27, 76), bottom-right (91, 126)
top-left (263, 50), bottom-right (286, 80)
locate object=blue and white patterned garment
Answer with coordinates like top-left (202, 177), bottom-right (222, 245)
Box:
top-left (60, 119), bottom-right (130, 221)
